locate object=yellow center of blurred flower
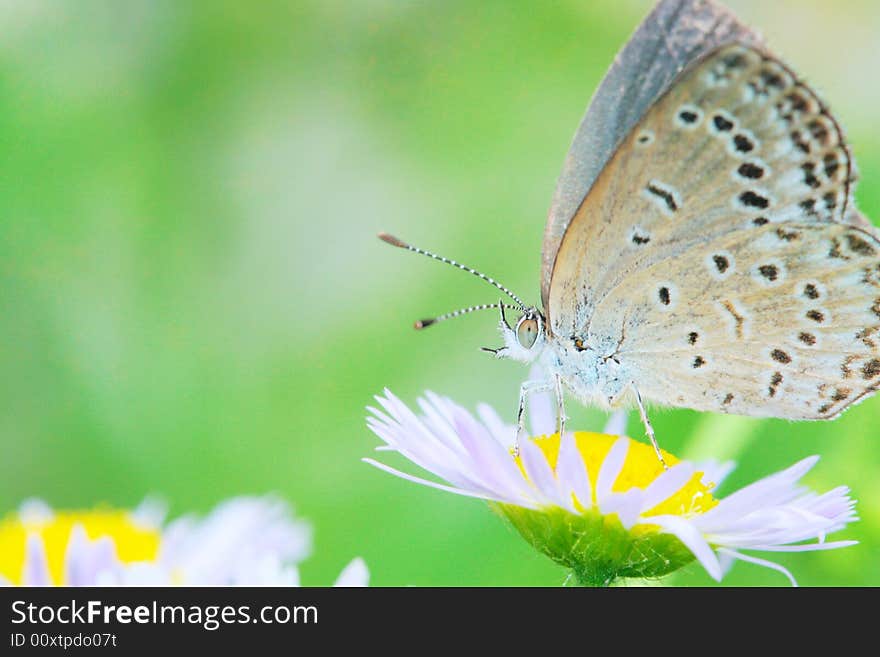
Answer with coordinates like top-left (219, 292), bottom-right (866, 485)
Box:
top-left (524, 432), bottom-right (718, 517)
top-left (0, 509), bottom-right (161, 585)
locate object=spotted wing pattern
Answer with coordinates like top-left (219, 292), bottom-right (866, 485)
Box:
top-left (542, 0), bottom-right (765, 309)
top-left (548, 44), bottom-right (880, 418)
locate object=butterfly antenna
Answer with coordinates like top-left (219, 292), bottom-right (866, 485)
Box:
top-left (414, 302), bottom-right (519, 330)
top-left (378, 233), bottom-right (526, 309)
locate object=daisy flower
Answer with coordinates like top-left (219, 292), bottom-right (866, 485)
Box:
top-left (0, 496), bottom-right (368, 587)
top-left (365, 387), bottom-right (857, 586)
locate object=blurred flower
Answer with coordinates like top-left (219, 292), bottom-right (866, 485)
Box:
top-left (365, 389), bottom-right (857, 586)
top-left (0, 496), bottom-right (367, 586)
top-left (332, 556), bottom-right (370, 587)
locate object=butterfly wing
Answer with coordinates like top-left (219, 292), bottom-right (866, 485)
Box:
top-left (548, 44), bottom-right (880, 419)
top-left (542, 0), bottom-right (764, 310)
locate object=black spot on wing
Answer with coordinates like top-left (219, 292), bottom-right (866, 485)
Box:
top-left (768, 372), bottom-right (783, 398)
top-left (771, 349), bottom-right (791, 364)
top-left (758, 264), bottom-right (779, 281)
top-left (738, 162), bottom-right (764, 179)
top-left (845, 233), bottom-right (877, 256)
top-left (713, 114), bottom-right (734, 131)
top-left (824, 153), bottom-right (840, 178)
top-left (832, 388), bottom-right (850, 402)
top-left (646, 183), bottom-right (679, 213)
top-left (798, 332), bottom-right (816, 346)
top-left (740, 191), bottom-right (769, 209)
top-left (712, 255), bottom-right (730, 273)
top-left (801, 162), bottom-right (820, 188)
top-left (733, 134), bottom-right (754, 153)
top-left (863, 359), bottom-right (880, 380)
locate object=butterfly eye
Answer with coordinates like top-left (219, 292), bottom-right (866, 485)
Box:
top-left (516, 317), bottom-right (539, 349)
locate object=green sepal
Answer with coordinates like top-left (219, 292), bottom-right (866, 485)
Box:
top-left (493, 503), bottom-right (696, 587)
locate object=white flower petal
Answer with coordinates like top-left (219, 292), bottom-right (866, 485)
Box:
top-left (64, 526), bottom-right (120, 586)
top-left (639, 463), bottom-right (695, 515)
top-left (419, 392), bottom-right (474, 458)
top-left (736, 540), bottom-right (857, 553)
top-left (649, 515), bottom-right (722, 581)
top-left (697, 456), bottom-right (819, 529)
top-left (602, 411), bottom-right (628, 437)
top-left (369, 414), bottom-right (482, 494)
top-left (716, 548), bottom-right (797, 586)
top-left (718, 549), bottom-right (737, 576)
top-left (476, 403), bottom-right (513, 448)
top-left (19, 499), bottom-right (53, 525)
top-left (518, 439), bottom-right (561, 506)
top-left (130, 498), bottom-right (167, 530)
top-left (363, 458), bottom-right (530, 506)
top-left (697, 460), bottom-right (736, 489)
top-left (158, 497), bottom-right (311, 585)
top-left (334, 557), bottom-right (369, 587)
top-left (601, 489), bottom-right (644, 529)
top-left (696, 475), bottom-right (856, 552)
top-left (556, 432), bottom-right (592, 509)
top-left (23, 534), bottom-right (51, 586)
top-left (595, 437), bottom-right (629, 504)
top-left (374, 392), bottom-right (520, 497)
top-left (230, 553), bottom-right (299, 586)
top-left (449, 402), bottom-right (536, 501)
top-left (111, 563), bottom-right (171, 586)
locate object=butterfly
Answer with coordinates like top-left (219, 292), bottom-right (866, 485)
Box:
top-left (380, 0), bottom-right (880, 464)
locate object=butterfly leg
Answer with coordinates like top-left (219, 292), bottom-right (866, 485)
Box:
top-left (554, 373), bottom-right (567, 437)
top-left (634, 386), bottom-right (668, 470)
top-left (515, 379), bottom-right (553, 456)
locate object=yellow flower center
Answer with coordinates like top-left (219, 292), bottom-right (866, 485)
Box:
top-left (524, 432), bottom-right (718, 517)
top-left (0, 509), bottom-right (161, 585)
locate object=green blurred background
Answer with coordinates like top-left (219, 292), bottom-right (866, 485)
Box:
top-left (1, 0), bottom-right (878, 586)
